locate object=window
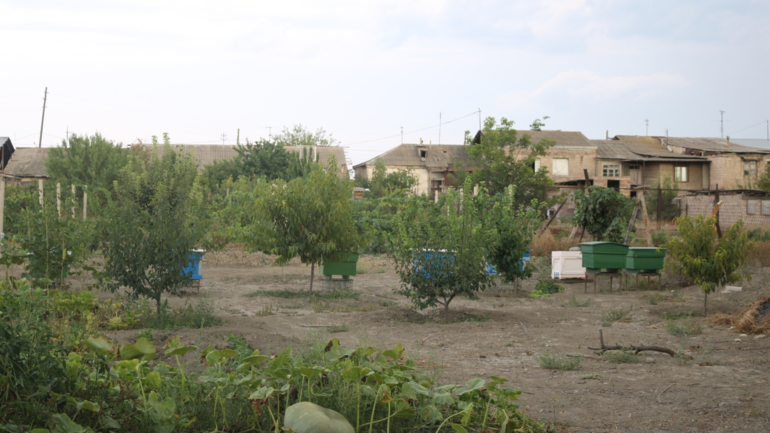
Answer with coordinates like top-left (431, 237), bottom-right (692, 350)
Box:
top-left (533, 160), bottom-right (541, 172)
top-left (553, 159), bottom-right (569, 176)
top-left (748, 200), bottom-right (758, 215)
top-left (675, 166), bottom-right (689, 182)
top-left (762, 201), bottom-right (770, 216)
top-left (744, 161), bottom-right (757, 177)
top-left (602, 164), bottom-right (620, 177)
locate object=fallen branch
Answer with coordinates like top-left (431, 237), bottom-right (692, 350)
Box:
top-left (659, 383), bottom-right (677, 398)
top-left (421, 332), bottom-right (446, 345)
top-left (588, 329), bottom-right (676, 357)
top-left (518, 320), bottom-right (530, 337)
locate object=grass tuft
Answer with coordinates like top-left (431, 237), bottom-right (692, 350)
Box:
top-left (602, 305), bottom-right (633, 327)
top-left (538, 352), bottom-right (583, 370)
top-left (602, 350), bottom-right (640, 364)
top-left (562, 294), bottom-right (590, 308)
top-left (580, 373), bottom-right (603, 380)
top-left (328, 323), bottom-right (349, 333)
top-left (665, 314), bottom-right (703, 336)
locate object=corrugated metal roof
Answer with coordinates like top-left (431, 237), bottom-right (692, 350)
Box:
top-left (729, 139), bottom-right (770, 150)
top-left (354, 144), bottom-right (470, 169)
top-left (4, 147), bottom-right (49, 178)
top-left (665, 137), bottom-right (770, 154)
top-left (595, 138), bottom-right (707, 162)
top-left (592, 140), bottom-right (640, 160)
top-left (473, 129), bottom-right (593, 147)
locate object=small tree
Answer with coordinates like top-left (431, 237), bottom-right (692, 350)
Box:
top-left (242, 158), bottom-right (363, 292)
top-left (664, 215), bottom-right (753, 315)
top-left (103, 142), bottom-right (204, 318)
top-left (486, 185), bottom-right (543, 288)
top-left (572, 186), bottom-right (633, 242)
top-left (367, 158), bottom-right (417, 197)
top-left (389, 179), bottom-right (495, 322)
top-left (273, 124), bottom-right (339, 147)
top-left (646, 176), bottom-right (679, 221)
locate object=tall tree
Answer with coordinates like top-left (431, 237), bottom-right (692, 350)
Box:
top-left (273, 124), bottom-right (338, 147)
top-left (453, 116), bottom-right (554, 205)
top-left (103, 142), bottom-right (204, 318)
top-left (571, 186), bottom-right (633, 242)
top-left (241, 158), bottom-right (364, 292)
top-left (46, 133), bottom-right (128, 195)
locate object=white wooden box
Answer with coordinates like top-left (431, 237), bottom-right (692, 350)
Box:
top-left (552, 251), bottom-right (586, 279)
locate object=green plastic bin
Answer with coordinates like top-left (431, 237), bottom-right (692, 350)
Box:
top-left (320, 253), bottom-right (360, 280)
top-left (625, 247), bottom-right (666, 273)
top-left (579, 242), bottom-right (630, 272)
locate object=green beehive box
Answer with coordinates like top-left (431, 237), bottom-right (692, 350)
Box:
top-left (625, 247), bottom-right (666, 272)
top-left (579, 242), bottom-right (629, 272)
top-left (320, 253), bottom-right (360, 279)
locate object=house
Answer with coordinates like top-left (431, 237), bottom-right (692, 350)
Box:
top-left (3, 147), bottom-right (49, 186)
top-left (679, 189), bottom-right (770, 230)
top-left (148, 144), bottom-right (350, 178)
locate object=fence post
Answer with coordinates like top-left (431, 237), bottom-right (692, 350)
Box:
top-left (83, 187), bottom-right (88, 220)
top-left (714, 184), bottom-right (722, 238)
top-left (38, 179), bottom-right (44, 207)
top-left (639, 190), bottom-right (654, 246)
top-left (657, 185), bottom-right (662, 230)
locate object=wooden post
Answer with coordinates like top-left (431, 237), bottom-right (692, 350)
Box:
top-left (624, 198), bottom-right (640, 244)
top-left (0, 178), bottom-right (5, 236)
top-left (83, 187), bottom-right (88, 220)
top-left (657, 185), bottom-right (662, 230)
top-left (226, 188), bottom-right (230, 197)
top-left (638, 190), bottom-right (654, 246)
top-left (570, 171), bottom-right (593, 240)
top-left (434, 189), bottom-right (438, 203)
top-left (714, 184), bottom-right (722, 238)
top-left (56, 183), bottom-right (61, 217)
top-left (71, 184), bottom-right (76, 218)
top-left (473, 184), bottom-right (478, 196)
top-left (38, 179), bottom-right (44, 206)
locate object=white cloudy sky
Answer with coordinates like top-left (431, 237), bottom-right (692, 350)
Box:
top-left (2, 0), bottom-right (769, 165)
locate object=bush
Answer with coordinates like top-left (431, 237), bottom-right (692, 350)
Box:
top-left (602, 305), bottom-right (633, 326)
top-left (665, 314), bottom-right (703, 336)
top-left (528, 280), bottom-right (564, 298)
top-left (651, 231), bottom-right (671, 247)
top-left (572, 186), bottom-right (634, 243)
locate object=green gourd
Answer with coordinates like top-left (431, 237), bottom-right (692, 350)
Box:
top-left (284, 402), bottom-right (354, 433)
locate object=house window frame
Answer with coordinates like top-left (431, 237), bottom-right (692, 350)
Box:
top-left (744, 160), bottom-right (757, 177)
top-left (675, 166), bottom-right (689, 182)
top-left (552, 158), bottom-right (569, 176)
top-left (602, 164), bottom-right (620, 177)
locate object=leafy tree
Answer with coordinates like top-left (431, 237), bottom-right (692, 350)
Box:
top-left (46, 133), bottom-right (128, 197)
top-left (486, 185), bottom-right (543, 287)
top-left (273, 124), bottom-right (339, 147)
top-left (646, 176), bottom-right (679, 221)
top-left (757, 164), bottom-right (770, 191)
top-left (389, 178), bottom-right (496, 322)
top-left (452, 116), bottom-right (555, 206)
top-left (571, 186), bottom-right (633, 242)
top-left (664, 215), bottom-right (752, 315)
top-left (103, 143), bottom-right (204, 318)
top-left (362, 158), bottom-right (417, 197)
top-left (240, 158), bottom-right (364, 292)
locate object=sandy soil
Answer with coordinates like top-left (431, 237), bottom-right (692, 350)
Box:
top-left (28, 251), bottom-right (770, 432)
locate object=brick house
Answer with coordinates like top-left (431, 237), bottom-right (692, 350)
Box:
top-left (680, 189), bottom-right (770, 230)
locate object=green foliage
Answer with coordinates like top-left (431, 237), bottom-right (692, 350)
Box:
top-left (389, 179), bottom-right (495, 322)
top-left (601, 305), bottom-right (633, 326)
top-left (487, 185), bottom-right (542, 285)
top-left (757, 162), bottom-right (770, 191)
top-left (561, 294), bottom-right (590, 308)
top-left (103, 143), bottom-right (205, 317)
top-left (664, 214), bottom-right (753, 314)
top-left (572, 186), bottom-right (634, 242)
top-left (538, 352), bottom-right (582, 370)
top-left (239, 159), bottom-right (364, 292)
top-left (360, 158), bottom-right (418, 197)
top-left (46, 133), bottom-right (129, 198)
top-left (746, 227), bottom-right (770, 242)
top-left (0, 282), bottom-right (544, 433)
top-left (353, 192), bottom-right (427, 254)
top-left (664, 314), bottom-right (703, 336)
top-left (528, 280), bottom-right (564, 298)
top-left (646, 176), bottom-right (680, 221)
top-left (273, 124), bottom-right (339, 147)
top-left (651, 230), bottom-right (671, 247)
top-left (602, 350), bottom-right (640, 364)
top-left (2, 184), bottom-right (37, 237)
top-left (453, 116), bottom-right (556, 206)
top-left (2, 185), bottom-right (96, 285)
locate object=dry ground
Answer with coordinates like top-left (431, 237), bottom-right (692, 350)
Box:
top-left (24, 251), bottom-right (770, 432)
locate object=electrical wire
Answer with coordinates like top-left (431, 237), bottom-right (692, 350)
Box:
top-left (727, 120), bottom-right (768, 136)
top-left (342, 111), bottom-right (478, 147)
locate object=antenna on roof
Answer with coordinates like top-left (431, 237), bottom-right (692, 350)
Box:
top-left (220, 133), bottom-right (227, 145)
top-left (645, 119), bottom-right (649, 136)
top-left (438, 112), bottom-right (442, 145)
top-left (720, 110), bottom-right (726, 138)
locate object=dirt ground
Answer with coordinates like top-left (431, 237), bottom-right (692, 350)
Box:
top-left (39, 251), bottom-right (770, 432)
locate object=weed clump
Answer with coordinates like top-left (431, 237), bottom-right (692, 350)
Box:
top-left (602, 350), bottom-right (640, 364)
top-left (538, 352), bottom-right (582, 370)
top-left (665, 314), bottom-right (703, 336)
top-left (602, 305), bottom-right (633, 327)
top-left (562, 294), bottom-right (590, 308)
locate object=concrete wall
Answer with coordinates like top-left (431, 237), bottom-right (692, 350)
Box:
top-left (683, 193), bottom-right (770, 230)
top-left (522, 147), bottom-right (598, 180)
top-left (706, 153), bottom-right (768, 190)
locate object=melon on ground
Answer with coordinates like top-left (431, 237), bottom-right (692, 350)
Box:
top-left (284, 402), bottom-right (354, 433)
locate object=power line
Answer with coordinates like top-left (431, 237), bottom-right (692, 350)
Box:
top-left (727, 119), bottom-right (769, 136)
top-left (342, 111), bottom-right (478, 147)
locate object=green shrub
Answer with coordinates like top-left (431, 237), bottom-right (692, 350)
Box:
top-left (602, 305), bottom-right (633, 326)
top-left (529, 280), bottom-right (564, 298)
top-left (539, 352), bottom-right (582, 370)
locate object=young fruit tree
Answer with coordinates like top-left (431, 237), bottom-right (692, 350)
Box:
top-left (242, 158), bottom-right (364, 292)
top-left (571, 186), bottom-right (634, 243)
top-left (388, 179), bottom-right (496, 322)
top-left (664, 214), bottom-right (753, 315)
top-left (486, 185), bottom-right (543, 287)
top-left (103, 143), bottom-right (204, 318)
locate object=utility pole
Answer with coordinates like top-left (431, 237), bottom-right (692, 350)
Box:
top-left (767, 120), bottom-right (769, 140)
top-left (268, 127), bottom-right (272, 139)
top-left (401, 126), bottom-right (403, 144)
top-left (645, 119), bottom-right (649, 136)
top-left (236, 128), bottom-right (240, 145)
top-left (438, 112), bottom-right (442, 145)
top-left (720, 110), bottom-right (726, 138)
top-left (38, 87), bottom-right (48, 148)
top-left (478, 108), bottom-right (482, 131)
top-left (220, 133), bottom-right (227, 144)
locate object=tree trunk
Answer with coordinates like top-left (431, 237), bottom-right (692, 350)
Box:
top-left (704, 291), bottom-right (708, 316)
top-left (156, 295), bottom-right (163, 324)
top-left (310, 261), bottom-right (315, 293)
top-left (444, 302), bottom-right (449, 324)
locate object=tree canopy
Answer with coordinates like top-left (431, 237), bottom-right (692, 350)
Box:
top-left (273, 124), bottom-right (339, 147)
top-left (355, 158), bottom-right (417, 197)
top-left (572, 186), bottom-right (634, 242)
top-left (46, 133), bottom-right (128, 196)
top-left (452, 116), bottom-right (555, 205)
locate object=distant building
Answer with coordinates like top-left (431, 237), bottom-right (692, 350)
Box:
top-left (3, 147), bottom-right (49, 186)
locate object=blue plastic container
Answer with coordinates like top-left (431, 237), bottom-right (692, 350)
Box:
top-left (183, 249), bottom-right (205, 280)
top-left (412, 249), bottom-right (454, 280)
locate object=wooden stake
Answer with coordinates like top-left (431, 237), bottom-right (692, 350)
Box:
top-left (83, 187), bottom-right (88, 220)
top-left (38, 179), bottom-right (44, 206)
top-left (624, 198), bottom-right (640, 244)
top-left (638, 190), bottom-right (654, 246)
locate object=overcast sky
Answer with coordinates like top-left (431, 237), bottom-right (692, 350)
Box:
top-left (2, 0), bottom-right (769, 165)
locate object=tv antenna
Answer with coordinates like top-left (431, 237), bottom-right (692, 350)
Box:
top-left (220, 133), bottom-right (227, 144)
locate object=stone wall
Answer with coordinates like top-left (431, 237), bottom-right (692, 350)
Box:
top-left (683, 193), bottom-right (770, 229)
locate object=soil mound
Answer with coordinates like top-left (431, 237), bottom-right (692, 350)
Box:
top-left (711, 296), bottom-right (770, 334)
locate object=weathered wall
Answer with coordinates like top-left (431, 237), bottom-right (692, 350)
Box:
top-left (683, 193), bottom-right (770, 229)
